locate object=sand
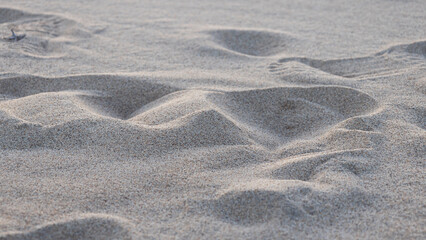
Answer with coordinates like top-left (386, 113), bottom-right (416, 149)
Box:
top-left (0, 0), bottom-right (425, 239)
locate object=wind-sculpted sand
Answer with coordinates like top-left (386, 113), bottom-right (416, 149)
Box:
top-left (0, 1), bottom-right (425, 239)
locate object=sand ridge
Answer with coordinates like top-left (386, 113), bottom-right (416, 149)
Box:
top-left (0, 75), bottom-right (379, 152)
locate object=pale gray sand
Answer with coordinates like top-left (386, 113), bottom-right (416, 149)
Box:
top-left (0, 0), bottom-right (425, 239)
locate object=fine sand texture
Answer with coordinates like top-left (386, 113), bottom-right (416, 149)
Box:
top-left (0, 0), bottom-right (425, 239)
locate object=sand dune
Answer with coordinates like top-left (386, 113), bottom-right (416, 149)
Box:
top-left (0, 1), bottom-right (425, 239)
top-left (0, 76), bottom-right (378, 151)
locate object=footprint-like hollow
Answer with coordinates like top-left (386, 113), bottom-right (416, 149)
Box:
top-left (207, 29), bottom-right (296, 56)
top-left (271, 40), bottom-right (426, 79)
top-left (0, 214), bottom-right (133, 240)
top-left (0, 7), bottom-right (91, 58)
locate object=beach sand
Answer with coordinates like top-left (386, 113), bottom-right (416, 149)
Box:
top-left (0, 0), bottom-right (425, 239)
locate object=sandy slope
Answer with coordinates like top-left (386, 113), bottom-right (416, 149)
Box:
top-left (0, 1), bottom-right (425, 239)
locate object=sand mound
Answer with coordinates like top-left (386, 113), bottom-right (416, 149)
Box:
top-left (0, 214), bottom-right (133, 240)
top-left (0, 110), bottom-right (251, 151)
top-left (212, 179), bottom-right (372, 225)
top-left (271, 150), bottom-right (374, 182)
top-left (337, 116), bottom-right (379, 132)
top-left (0, 77), bottom-right (378, 151)
top-left (158, 109), bottom-right (251, 147)
top-left (210, 86), bottom-right (378, 146)
top-left (320, 128), bottom-right (383, 151)
top-left (129, 90), bottom-right (211, 124)
top-left (0, 74), bottom-right (178, 119)
top-left (0, 77), bottom-right (251, 150)
top-left (130, 86), bottom-right (378, 148)
top-left (0, 91), bottom-right (103, 126)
